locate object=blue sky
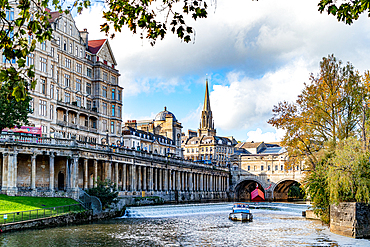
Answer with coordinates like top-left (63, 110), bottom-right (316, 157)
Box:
top-left (74, 0), bottom-right (370, 142)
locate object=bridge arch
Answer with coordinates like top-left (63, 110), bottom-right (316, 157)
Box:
top-left (272, 178), bottom-right (302, 201)
top-left (233, 177), bottom-right (266, 202)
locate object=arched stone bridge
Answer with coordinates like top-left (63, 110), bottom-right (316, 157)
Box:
top-left (230, 167), bottom-right (305, 201)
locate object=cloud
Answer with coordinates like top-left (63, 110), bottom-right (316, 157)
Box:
top-left (246, 128), bottom-right (286, 143)
top-left (211, 58), bottom-right (310, 131)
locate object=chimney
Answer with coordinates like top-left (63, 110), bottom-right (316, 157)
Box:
top-left (80, 28), bottom-right (89, 49)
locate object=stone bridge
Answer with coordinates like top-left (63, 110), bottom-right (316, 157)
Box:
top-left (230, 156), bottom-right (305, 201)
top-left (0, 133), bottom-right (229, 203)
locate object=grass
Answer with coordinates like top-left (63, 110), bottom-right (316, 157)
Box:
top-left (0, 195), bottom-right (83, 224)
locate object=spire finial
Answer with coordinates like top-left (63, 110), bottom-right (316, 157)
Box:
top-left (164, 106), bottom-right (167, 111)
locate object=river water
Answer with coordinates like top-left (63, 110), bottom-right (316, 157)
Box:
top-left (1, 202), bottom-right (369, 246)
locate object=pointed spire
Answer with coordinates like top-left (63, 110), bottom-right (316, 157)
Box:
top-left (203, 79), bottom-right (211, 112)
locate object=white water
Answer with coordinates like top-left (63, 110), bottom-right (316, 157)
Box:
top-left (123, 202), bottom-right (310, 218)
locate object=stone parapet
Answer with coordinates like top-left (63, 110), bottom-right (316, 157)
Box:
top-left (330, 202), bottom-right (370, 238)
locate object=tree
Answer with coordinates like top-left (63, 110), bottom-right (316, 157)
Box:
top-left (86, 179), bottom-right (119, 209)
top-left (0, 0), bottom-right (211, 130)
top-left (318, 0), bottom-right (370, 25)
top-left (268, 55), bottom-right (366, 169)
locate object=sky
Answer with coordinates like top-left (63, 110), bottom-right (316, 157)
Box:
top-left (73, 0), bottom-right (370, 143)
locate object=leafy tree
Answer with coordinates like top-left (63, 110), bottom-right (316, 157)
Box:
top-left (86, 179), bottom-right (119, 209)
top-left (318, 0), bottom-right (370, 25)
top-left (288, 182), bottom-right (305, 199)
top-left (268, 55), bottom-right (366, 169)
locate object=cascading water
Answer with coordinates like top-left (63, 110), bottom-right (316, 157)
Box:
top-left (122, 202), bottom-right (310, 218)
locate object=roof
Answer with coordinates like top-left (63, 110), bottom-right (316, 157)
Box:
top-left (154, 107), bottom-right (177, 122)
top-left (235, 142), bottom-right (262, 149)
top-left (259, 146), bottom-right (286, 154)
top-left (88, 39), bottom-right (106, 54)
top-left (49, 11), bottom-right (61, 22)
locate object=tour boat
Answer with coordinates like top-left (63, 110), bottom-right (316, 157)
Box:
top-left (229, 203), bottom-right (253, 222)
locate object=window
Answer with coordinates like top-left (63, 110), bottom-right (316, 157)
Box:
top-left (51, 64), bottom-right (54, 78)
top-left (50, 85), bottom-right (54, 99)
top-left (50, 104), bottom-right (54, 120)
top-left (117, 106), bottom-right (121, 118)
top-left (261, 165), bottom-right (264, 171)
top-left (103, 103), bottom-right (107, 115)
top-left (39, 100), bottom-right (46, 116)
top-left (76, 96), bottom-right (81, 107)
top-left (57, 37), bottom-right (60, 47)
top-left (75, 46), bottom-right (78, 56)
top-left (80, 48), bottom-right (83, 58)
top-left (87, 68), bottom-right (92, 78)
top-left (56, 71), bottom-right (59, 83)
top-left (103, 72), bottom-right (108, 81)
top-left (40, 79), bottom-right (46, 94)
top-left (87, 100), bottom-right (91, 110)
top-left (64, 22), bottom-right (67, 33)
top-left (111, 121), bottom-right (114, 133)
top-left (248, 166), bottom-right (250, 171)
top-left (6, 8), bottom-right (14, 21)
top-left (92, 119), bottom-right (97, 129)
top-left (64, 74), bottom-right (70, 87)
top-left (65, 92), bottom-right (70, 103)
top-left (28, 34), bottom-right (33, 45)
top-left (102, 86), bottom-right (107, 97)
top-left (57, 54), bottom-right (59, 63)
top-left (40, 57), bottom-right (47, 72)
top-left (26, 53), bottom-right (34, 66)
top-left (69, 43), bottom-right (72, 53)
top-left (29, 98), bottom-right (34, 111)
top-left (63, 40), bottom-right (66, 51)
top-left (117, 90), bottom-right (121, 101)
top-left (102, 120), bottom-right (107, 132)
top-left (86, 83), bottom-right (91, 95)
top-left (111, 89), bottom-right (115, 100)
top-left (112, 105), bottom-right (115, 116)
top-left (111, 76), bottom-right (116, 84)
top-left (56, 89), bottom-right (59, 101)
top-left (65, 58), bottom-right (71, 68)
top-left (69, 24), bottom-right (72, 35)
top-left (51, 47), bottom-right (54, 57)
top-left (281, 165), bottom-right (283, 171)
top-left (41, 41), bottom-right (46, 50)
top-left (76, 63), bottom-right (82, 73)
top-left (268, 165), bottom-right (271, 171)
top-left (76, 79), bottom-right (81, 92)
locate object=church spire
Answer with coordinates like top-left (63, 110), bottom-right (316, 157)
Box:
top-left (203, 79), bottom-right (211, 112)
top-left (198, 78), bottom-right (216, 137)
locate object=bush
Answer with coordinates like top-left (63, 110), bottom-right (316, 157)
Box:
top-left (86, 179), bottom-right (118, 209)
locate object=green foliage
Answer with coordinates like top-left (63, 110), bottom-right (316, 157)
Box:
top-left (318, 0), bottom-right (370, 25)
top-left (86, 179), bottom-right (119, 209)
top-left (328, 137), bottom-right (370, 204)
top-left (288, 182), bottom-right (305, 199)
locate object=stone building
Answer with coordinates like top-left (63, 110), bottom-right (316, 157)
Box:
top-left (124, 107), bottom-right (183, 157)
top-left (1, 7), bottom-right (123, 145)
top-left (182, 80), bottom-right (235, 167)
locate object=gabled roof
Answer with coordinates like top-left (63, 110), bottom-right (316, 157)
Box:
top-left (235, 142), bottom-right (262, 149)
top-left (88, 39), bottom-right (106, 54)
top-left (49, 11), bottom-right (61, 22)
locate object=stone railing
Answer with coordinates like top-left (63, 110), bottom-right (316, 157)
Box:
top-left (0, 134), bottom-right (228, 172)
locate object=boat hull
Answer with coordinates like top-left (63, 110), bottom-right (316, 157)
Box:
top-left (229, 212), bottom-right (253, 222)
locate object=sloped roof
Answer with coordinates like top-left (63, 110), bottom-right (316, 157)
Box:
top-left (49, 11), bottom-right (61, 22)
top-left (88, 39), bottom-right (106, 54)
top-left (235, 142), bottom-right (262, 149)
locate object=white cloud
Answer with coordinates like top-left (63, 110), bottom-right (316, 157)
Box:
top-left (246, 128), bottom-right (286, 143)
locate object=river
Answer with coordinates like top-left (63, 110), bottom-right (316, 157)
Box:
top-left (1, 202), bottom-right (369, 246)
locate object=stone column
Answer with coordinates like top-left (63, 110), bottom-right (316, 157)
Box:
top-left (184, 172), bottom-right (188, 191)
top-left (210, 175), bottom-right (213, 192)
top-left (168, 170), bottom-right (172, 191)
top-left (12, 152), bottom-right (18, 193)
top-left (200, 174), bottom-right (203, 191)
top-left (143, 166), bottom-right (147, 191)
top-left (122, 164), bottom-right (127, 191)
top-left (73, 157), bottom-right (79, 190)
top-left (131, 164), bottom-right (136, 191)
top-left (50, 153), bottom-right (55, 191)
top-left (158, 168), bottom-right (162, 191)
top-left (149, 167), bottom-right (153, 191)
top-left (176, 171), bottom-right (181, 191)
top-left (138, 166), bottom-right (142, 191)
top-left (189, 172), bottom-right (193, 191)
top-left (93, 160), bottom-right (98, 187)
top-left (1, 153), bottom-right (8, 193)
top-left (163, 169), bottom-right (168, 192)
top-left (83, 159), bottom-right (88, 189)
top-left (115, 162), bottom-right (119, 190)
top-left (154, 168), bottom-right (158, 191)
top-left (31, 154), bottom-right (37, 191)
top-left (226, 176), bottom-right (229, 192)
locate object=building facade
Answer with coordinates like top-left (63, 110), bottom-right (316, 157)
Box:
top-left (1, 7), bottom-right (123, 145)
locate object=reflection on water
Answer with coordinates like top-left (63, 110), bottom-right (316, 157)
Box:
top-left (0, 203), bottom-right (369, 247)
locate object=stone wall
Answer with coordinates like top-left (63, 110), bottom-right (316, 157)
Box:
top-left (0, 209), bottom-right (124, 233)
top-left (330, 202), bottom-right (370, 238)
